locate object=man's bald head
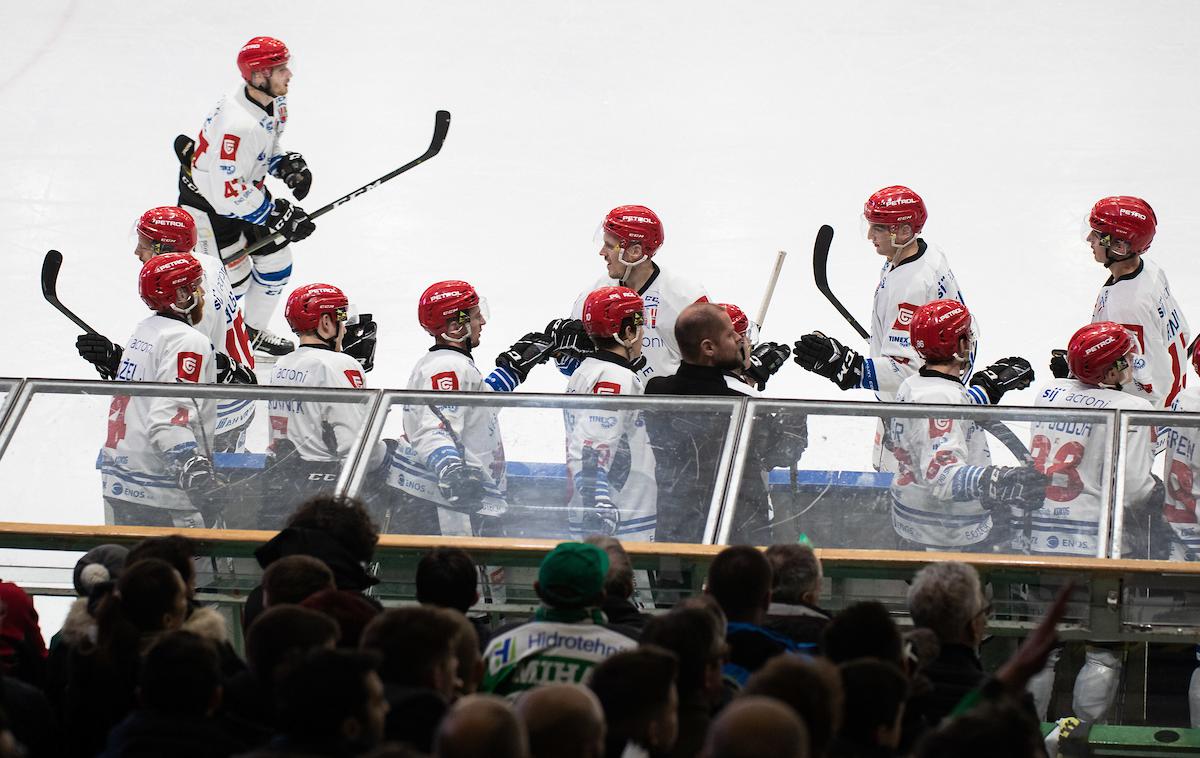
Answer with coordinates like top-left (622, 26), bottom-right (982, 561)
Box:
top-left (702, 696), bottom-right (809, 758)
top-left (515, 684), bottom-right (606, 758)
top-left (435, 694), bottom-right (529, 758)
top-left (676, 303), bottom-right (744, 370)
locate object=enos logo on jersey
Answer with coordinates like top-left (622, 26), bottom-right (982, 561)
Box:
top-left (431, 371), bottom-right (459, 391)
top-left (177, 352), bottom-right (204, 383)
top-left (893, 303), bottom-right (919, 331)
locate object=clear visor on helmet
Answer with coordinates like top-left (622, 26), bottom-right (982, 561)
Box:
top-left (1082, 219), bottom-right (1133, 256)
top-left (344, 303), bottom-right (361, 325)
top-left (741, 319), bottom-right (761, 346)
top-left (453, 297), bottom-right (489, 326)
top-left (594, 223), bottom-right (625, 253)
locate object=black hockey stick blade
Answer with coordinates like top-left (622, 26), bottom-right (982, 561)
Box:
top-left (241, 109), bottom-right (452, 257)
top-left (812, 225), bottom-right (870, 340)
top-left (41, 250), bottom-right (100, 335)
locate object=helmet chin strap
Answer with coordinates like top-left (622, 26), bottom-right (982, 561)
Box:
top-left (618, 249), bottom-right (648, 281)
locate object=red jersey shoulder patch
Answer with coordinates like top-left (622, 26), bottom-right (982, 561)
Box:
top-left (344, 369), bottom-right (365, 389)
top-left (893, 302), bottom-right (919, 331)
top-left (431, 371), bottom-right (459, 391)
top-left (177, 352), bottom-right (203, 383)
top-left (593, 381), bottom-right (622, 395)
top-left (929, 418), bottom-right (953, 437)
top-left (220, 134), bottom-right (240, 160)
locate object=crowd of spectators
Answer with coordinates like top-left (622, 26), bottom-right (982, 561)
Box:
top-left (0, 494), bottom-right (1070, 757)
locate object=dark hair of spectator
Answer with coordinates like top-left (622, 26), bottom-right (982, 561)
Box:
top-left (763, 544), bottom-right (821, 605)
top-left (274, 648), bottom-right (382, 742)
top-left (640, 607), bottom-right (723, 696)
top-left (584, 535), bottom-right (635, 600)
top-left (94, 558), bottom-right (185, 660)
top-left (838, 659), bottom-right (908, 745)
top-left (913, 698), bottom-right (1043, 758)
top-left (263, 554), bottom-right (335, 606)
top-left (742, 655), bottom-right (843, 756)
top-left (300, 588), bottom-right (380, 648)
top-left (360, 606), bottom-right (461, 687)
top-left (246, 605), bottom-right (340, 682)
top-left (127, 535), bottom-right (197, 588)
top-left (589, 645), bottom-right (678, 753)
top-left (822, 601), bottom-right (904, 666)
top-left (706, 546), bottom-right (772, 622)
top-left (139, 630), bottom-right (221, 716)
top-left (415, 548), bottom-right (478, 613)
top-left (287, 494), bottom-right (380, 564)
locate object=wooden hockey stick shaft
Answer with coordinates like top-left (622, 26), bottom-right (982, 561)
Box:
top-left (755, 250), bottom-right (787, 328)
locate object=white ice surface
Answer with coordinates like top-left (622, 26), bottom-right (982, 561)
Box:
top-left (2, 0), bottom-right (1198, 633)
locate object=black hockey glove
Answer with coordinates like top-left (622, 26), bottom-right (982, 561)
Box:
top-left (215, 352), bottom-right (258, 384)
top-left (793, 332), bottom-right (864, 391)
top-left (746, 342), bottom-right (791, 390)
top-left (343, 314), bottom-right (378, 373)
top-left (544, 318), bottom-right (594, 359)
top-left (979, 465), bottom-right (1048, 511)
top-left (76, 333), bottom-right (122, 380)
top-left (969, 356), bottom-right (1034, 404)
top-left (1050, 349), bottom-right (1070, 380)
top-left (437, 460), bottom-right (487, 505)
top-left (177, 454), bottom-right (216, 492)
top-left (266, 198), bottom-right (316, 243)
top-left (496, 332), bottom-right (553, 383)
top-left (270, 152), bottom-right (313, 201)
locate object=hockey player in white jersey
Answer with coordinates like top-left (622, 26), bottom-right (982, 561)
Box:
top-left (793, 186), bottom-right (1033, 468)
top-left (100, 254), bottom-right (218, 528)
top-left (562, 205), bottom-right (707, 381)
top-left (887, 300), bottom-right (1046, 550)
top-left (1050, 196), bottom-right (1191, 410)
top-left (177, 36), bottom-right (316, 358)
top-left (1165, 343), bottom-right (1200, 561)
top-left (386, 280), bottom-right (552, 536)
top-left (76, 206), bottom-right (257, 450)
top-left (565, 286), bottom-right (658, 540)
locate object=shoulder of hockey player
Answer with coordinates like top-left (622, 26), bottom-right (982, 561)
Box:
top-left (653, 266), bottom-right (708, 308)
top-left (320, 350), bottom-right (368, 389)
top-left (144, 319), bottom-right (215, 455)
top-left (407, 348), bottom-right (485, 393)
top-left (193, 85), bottom-right (275, 222)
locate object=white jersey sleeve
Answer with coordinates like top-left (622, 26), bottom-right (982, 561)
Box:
top-left (268, 347), bottom-right (369, 462)
top-left (189, 86), bottom-right (288, 224)
top-left (1165, 388), bottom-right (1200, 559)
top-left (887, 372), bottom-right (993, 547)
top-left (101, 316), bottom-right (216, 510)
top-left (1092, 258), bottom-right (1191, 408)
top-left (195, 254), bottom-right (254, 368)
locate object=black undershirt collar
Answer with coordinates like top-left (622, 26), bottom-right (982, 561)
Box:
top-left (1104, 259), bottom-right (1144, 287)
top-left (919, 365), bottom-right (962, 383)
top-left (243, 86), bottom-right (275, 116)
top-left (430, 343), bottom-right (472, 358)
top-left (890, 238), bottom-right (927, 270)
top-left (623, 261), bottom-right (661, 296)
top-left (298, 342), bottom-right (334, 352)
top-left (591, 349), bottom-right (638, 371)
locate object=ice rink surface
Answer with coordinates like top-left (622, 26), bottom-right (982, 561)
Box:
top-left (2, 1), bottom-right (1199, 628)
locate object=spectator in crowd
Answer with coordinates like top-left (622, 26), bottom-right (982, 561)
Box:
top-left (221, 606), bottom-right (339, 746)
top-left (301, 589), bottom-right (380, 648)
top-left (62, 558), bottom-right (189, 756)
top-left (246, 495), bottom-right (382, 630)
top-left (360, 607), bottom-right (462, 752)
top-left (435, 694), bottom-right (529, 758)
top-left (416, 547), bottom-right (488, 647)
top-left (261, 555), bottom-right (335, 608)
top-left (481, 542), bottom-right (636, 696)
top-left (701, 696), bottom-right (809, 758)
top-left (911, 699), bottom-right (1044, 758)
top-left (99, 630), bottom-right (244, 758)
top-left (821, 602), bottom-right (904, 668)
top-left (446, 612), bottom-right (484, 697)
top-left (742, 656), bottom-right (843, 758)
top-left (515, 684), bottom-right (606, 758)
top-left (640, 606), bottom-right (728, 758)
top-left (584, 536), bottom-right (650, 633)
top-left (243, 649), bottom-right (388, 757)
top-left (905, 562), bottom-right (990, 729)
top-left (0, 577), bottom-right (48, 688)
top-left (763, 544), bottom-right (830, 649)
top-left (589, 646), bottom-right (679, 758)
top-left (0, 708), bottom-right (21, 758)
top-left (0, 594), bottom-right (56, 758)
top-left (705, 546), bottom-right (807, 685)
top-left (826, 660), bottom-right (908, 758)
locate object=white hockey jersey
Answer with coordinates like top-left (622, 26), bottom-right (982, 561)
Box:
top-left (1165, 388), bottom-right (1200, 560)
top-left (268, 345), bottom-right (370, 462)
top-left (386, 347), bottom-right (510, 518)
top-left (1024, 379), bottom-right (1154, 557)
top-left (571, 263), bottom-right (707, 381)
top-left (866, 240), bottom-right (975, 401)
top-left (1092, 259), bottom-right (1190, 408)
top-left (193, 253), bottom-right (256, 439)
top-left (189, 84), bottom-right (288, 224)
top-left (100, 315), bottom-right (216, 511)
top-left (888, 370), bottom-right (993, 548)
top-left (564, 352), bottom-right (657, 541)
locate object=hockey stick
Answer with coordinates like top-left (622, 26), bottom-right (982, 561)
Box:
top-left (42, 250), bottom-right (102, 335)
top-left (240, 109), bottom-right (452, 257)
top-left (812, 225), bottom-right (870, 340)
top-left (755, 250), bottom-right (787, 329)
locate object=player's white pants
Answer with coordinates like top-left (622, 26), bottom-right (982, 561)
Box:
top-left (1027, 648), bottom-right (1060, 721)
top-left (1072, 647), bottom-right (1121, 722)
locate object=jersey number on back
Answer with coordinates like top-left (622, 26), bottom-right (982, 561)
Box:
top-left (1031, 435), bottom-right (1084, 502)
top-left (105, 396), bottom-right (131, 448)
top-left (1166, 459), bottom-right (1198, 524)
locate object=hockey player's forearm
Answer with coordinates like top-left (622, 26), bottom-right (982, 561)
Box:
top-left (484, 365), bottom-right (520, 392)
top-left (863, 356), bottom-right (913, 395)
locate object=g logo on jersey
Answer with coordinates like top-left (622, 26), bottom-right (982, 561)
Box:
top-left (344, 369), bottom-right (364, 388)
top-left (893, 303), bottom-right (919, 331)
top-left (177, 352), bottom-right (203, 383)
top-left (929, 418), bottom-right (953, 437)
top-left (593, 381), bottom-right (621, 395)
top-left (220, 134), bottom-right (240, 160)
top-left (431, 372), bottom-right (459, 391)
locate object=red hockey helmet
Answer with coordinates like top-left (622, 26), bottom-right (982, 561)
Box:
top-left (237, 37), bottom-right (290, 81)
top-left (721, 303), bottom-right (749, 336)
top-left (139, 253), bottom-right (204, 313)
top-left (583, 286), bottom-right (644, 338)
top-left (418, 280), bottom-right (481, 336)
top-left (909, 299), bottom-right (972, 361)
top-left (864, 186), bottom-right (927, 234)
top-left (1088, 196), bottom-right (1156, 254)
top-left (1068, 321), bottom-right (1134, 385)
top-left (285, 283), bottom-right (349, 334)
top-left (602, 205), bottom-right (664, 256)
top-left (136, 206), bottom-right (197, 254)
